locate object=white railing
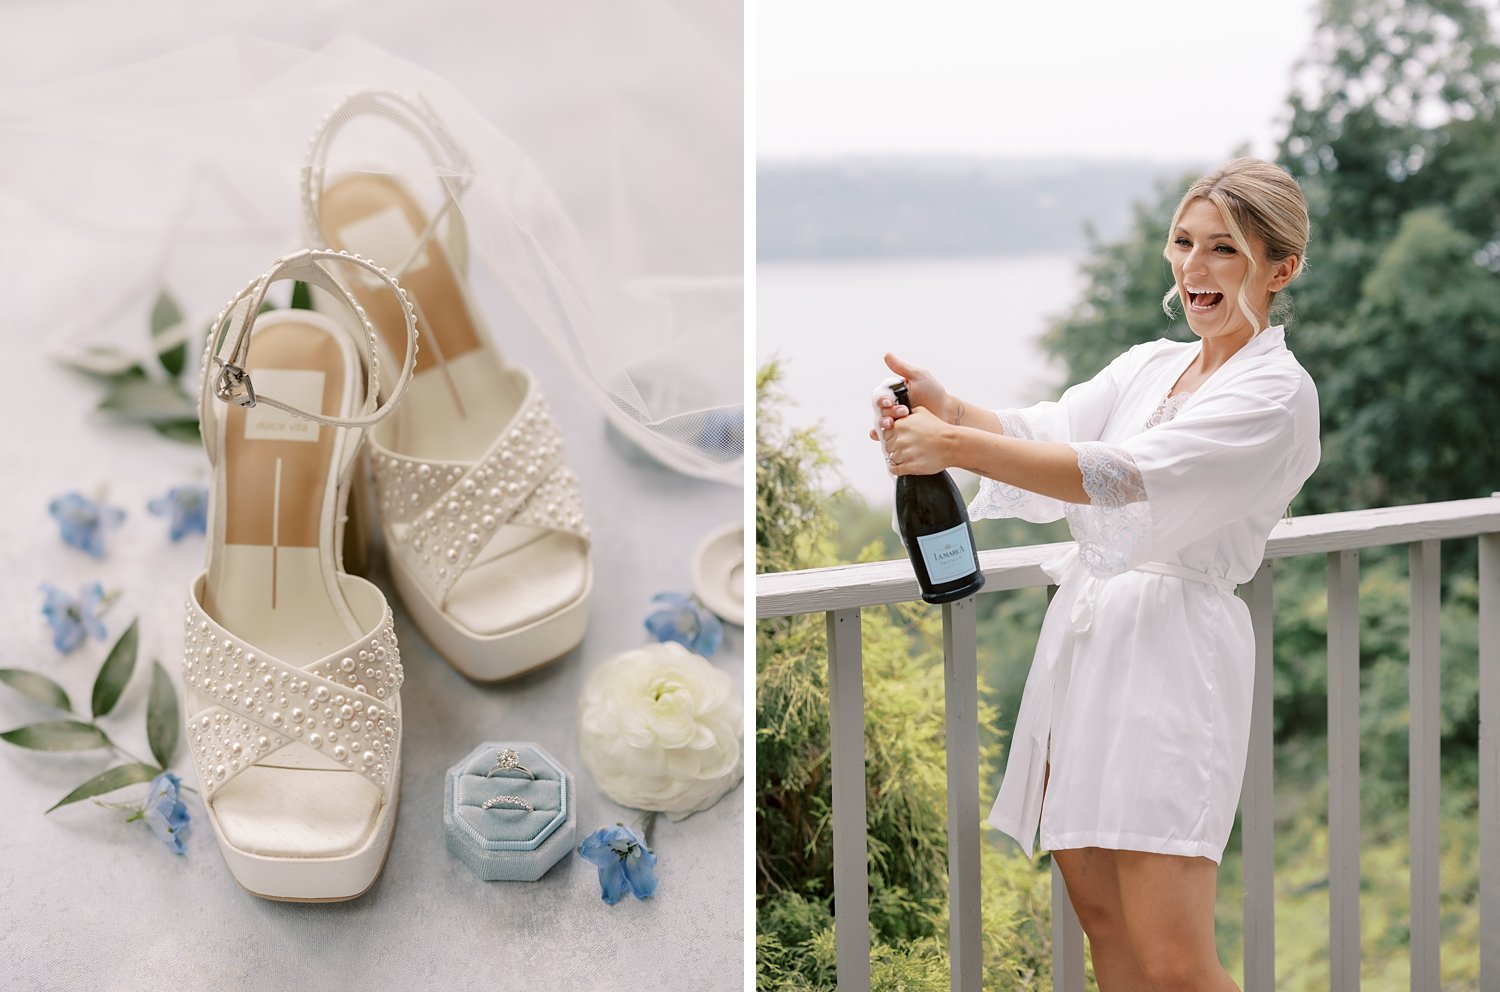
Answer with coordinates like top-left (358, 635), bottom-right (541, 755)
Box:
top-left (756, 496), bottom-right (1500, 992)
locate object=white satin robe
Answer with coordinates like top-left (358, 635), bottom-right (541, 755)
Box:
top-left (970, 325), bottom-right (1320, 862)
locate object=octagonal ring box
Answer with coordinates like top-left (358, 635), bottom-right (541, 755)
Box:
top-left (444, 742), bottom-right (576, 881)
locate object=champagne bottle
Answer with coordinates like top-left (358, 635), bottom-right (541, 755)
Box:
top-left (880, 379), bottom-right (985, 604)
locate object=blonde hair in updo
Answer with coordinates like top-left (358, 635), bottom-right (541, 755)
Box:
top-left (1161, 157), bottom-right (1310, 332)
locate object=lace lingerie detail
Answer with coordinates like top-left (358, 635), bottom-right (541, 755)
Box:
top-left (1145, 389), bottom-right (1193, 429)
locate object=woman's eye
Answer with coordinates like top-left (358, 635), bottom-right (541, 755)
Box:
top-left (1174, 237), bottom-right (1191, 247)
top-left (1214, 244), bottom-right (1236, 254)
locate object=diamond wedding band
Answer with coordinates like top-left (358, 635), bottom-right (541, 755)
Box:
top-left (485, 747), bottom-right (535, 779)
top-left (482, 795), bottom-right (534, 812)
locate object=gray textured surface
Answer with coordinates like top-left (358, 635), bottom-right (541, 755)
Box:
top-left (0, 288), bottom-right (744, 991)
top-left (0, 272), bottom-right (744, 992)
top-left (0, 4), bottom-right (744, 990)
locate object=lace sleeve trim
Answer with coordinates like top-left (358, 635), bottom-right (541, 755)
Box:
top-left (1064, 441), bottom-right (1152, 576)
top-left (996, 409), bottom-right (1031, 441)
top-left (966, 409), bottom-right (1066, 522)
top-left (1074, 440), bottom-right (1147, 507)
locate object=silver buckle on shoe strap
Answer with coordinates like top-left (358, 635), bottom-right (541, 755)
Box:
top-left (213, 359), bottom-right (257, 408)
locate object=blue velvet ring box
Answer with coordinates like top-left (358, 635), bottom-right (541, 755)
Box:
top-left (444, 741), bottom-right (576, 882)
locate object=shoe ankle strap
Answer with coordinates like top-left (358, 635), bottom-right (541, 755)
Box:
top-left (200, 249), bottom-right (420, 450)
top-left (300, 90), bottom-right (472, 280)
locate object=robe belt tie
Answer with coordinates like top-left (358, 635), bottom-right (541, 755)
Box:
top-left (1042, 545), bottom-right (1237, 646)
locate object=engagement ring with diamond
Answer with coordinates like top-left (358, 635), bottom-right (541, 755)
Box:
top-left (486, 747), bottom-right (535, 779)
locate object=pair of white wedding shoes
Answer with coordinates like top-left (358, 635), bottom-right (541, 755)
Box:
top-left (184, 92), bottom-right (592, 901)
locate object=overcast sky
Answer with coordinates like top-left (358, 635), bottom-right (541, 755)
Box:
top-left (757, 0), bottom-right (1323, 162)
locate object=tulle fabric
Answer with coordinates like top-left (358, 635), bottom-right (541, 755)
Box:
top-left (0, 30), bottom-right (741, 483)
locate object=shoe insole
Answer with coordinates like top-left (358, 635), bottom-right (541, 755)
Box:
top-left (203, 316), bottom-right (387, 857)
top-left (205, 318), bottom-right (356, 664)
top-left (319, 175), bottom-right (589, 629)
top-left (320, 173), bottom-right (519, 462)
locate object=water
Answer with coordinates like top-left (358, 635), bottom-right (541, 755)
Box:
top-left (756, 254), bottom-right (1083, 503)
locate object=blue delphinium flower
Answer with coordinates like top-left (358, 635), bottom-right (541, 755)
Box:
top-left (147, 485), bottom-right (208, 541)
top-left (48, 491), bottom-right (125, 558)
top-left (39, 583), bottom-right (109, 653)
top-left (644, 591), bottom-right (723, 657)
top-left (141, 772), bottom-right (190, 855)
top-left (578, 823), bottom-right (657, 904)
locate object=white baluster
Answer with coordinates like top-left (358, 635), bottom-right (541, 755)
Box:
top-left (943, 597), bottom-right (981, 992)
top-left (1409, 540), bottom-right (1441, 990)
top-left (1327, 549), bottom-right (1361, 991)
top-left (1242, 560), bottom-right (1277, 991)
top-left (826, 608), bottom-right (871, 992)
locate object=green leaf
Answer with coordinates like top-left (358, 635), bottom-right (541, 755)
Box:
top-left (0, 669), bottom-right (72, 712)
top-left (290, 281), bottom-right (313, 310)
top-left (97, 377), bottom-right (196, 423)
top-left (1, 720), bottom-right (110, 750)
top-left (58, 345), bottom-right (146, 380)
top-left (150, 290), bottom-right (184, 337)
top-left (92, 618), bottom-right (139, 719)
top-left (151, 292), bottom-right (190, 378)
top-left (46, 763), bottom-right (160, 813)
top-left (157, 341), bottom-right (187, 378)
top-left (151, 419), bottom-right (201, 444)
top-left (146, 661), bottom-right (180, 768)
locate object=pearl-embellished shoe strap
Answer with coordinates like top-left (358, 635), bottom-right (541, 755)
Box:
top-left (184, 574), bottom-right (403, 801)
top-left (369, 381), bottom-right (590, 602)
top-left (199, 249), bottom-right (421, 468)
top-left (301, 90), bottom-right (472, 279)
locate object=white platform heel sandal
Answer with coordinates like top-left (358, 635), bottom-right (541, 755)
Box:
top-left (300, 91), bottom-right (592, 682)
top-left (185, 249), bottom-right (419, 901)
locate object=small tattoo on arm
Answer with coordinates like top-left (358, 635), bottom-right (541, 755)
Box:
top-left (954, 401), bottom-right (966, 425)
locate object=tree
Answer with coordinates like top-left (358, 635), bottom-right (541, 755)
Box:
top-left (1307, 208), bottom-right (1500, 508)
top-left (1278, 0), bottom-right (1500, 511)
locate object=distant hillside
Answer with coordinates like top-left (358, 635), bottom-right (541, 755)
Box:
top-left (757, 157), bottom-right (1201, 261)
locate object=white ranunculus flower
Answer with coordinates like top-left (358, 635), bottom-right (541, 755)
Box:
top-left (577, 642), bottom-right (743, 820)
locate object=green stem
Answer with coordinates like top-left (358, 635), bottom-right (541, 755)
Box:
top-left (637, 809), bottom-right (658, 847)
top-left (102, 736), bottom-right (149, 769)
top-left (94, 726), bottom-right (200, 797)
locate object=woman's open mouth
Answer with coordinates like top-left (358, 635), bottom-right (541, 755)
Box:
top-left (1187, 288), bottom-right (1224, 313)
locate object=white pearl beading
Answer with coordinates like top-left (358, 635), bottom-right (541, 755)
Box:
top-left (368, 388), bottom-right (589, 600)
top-left (299, 90), bottom-right (473, 257)
top-left (197, 248), bottom-right (421, 441)
top-left (182, 594), bottom-right (403, 800)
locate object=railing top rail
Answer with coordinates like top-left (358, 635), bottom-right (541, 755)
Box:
top-left (755, 495), bottom-right (1500, 619)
